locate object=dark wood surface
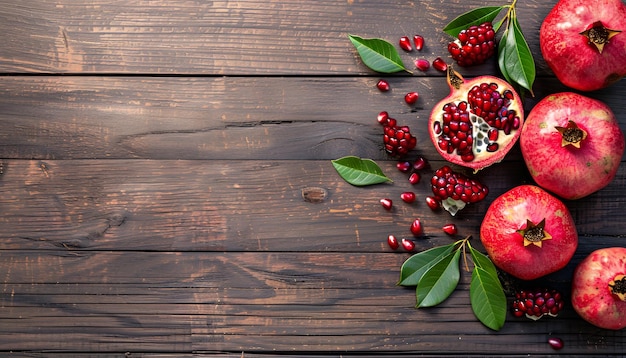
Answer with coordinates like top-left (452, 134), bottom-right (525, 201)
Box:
top-left (1, 0), bottom-right (625, 356)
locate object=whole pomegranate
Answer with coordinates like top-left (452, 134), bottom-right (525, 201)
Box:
top-left (429, 67), bottom-right (524, 172)
top-left (480, 185), bottom-right (578, 281)
top-left (540, 0), bottom-right (626, 91)
top-left (572, 247), bottom-right (626, 330)
top-left (520, 92), bottom-right (624, 200)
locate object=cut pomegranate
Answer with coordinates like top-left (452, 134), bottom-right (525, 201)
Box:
top-left (399, 36), bottom-right (412, 51)
top-left (413, 35), bottom-right (424, 51)
top-left (380, 198), bottom-right (393, 210)
top-left (430, 165), bottom-right (488, 216)
top-left (447, 22), bottom-right (496, 67)
top-left (432, 57), bottom-right (448, 72)
top-left (387, 234), bottom-right (400, 250)
top-left (376, 79), bottom-right (390, 92)
top-left (415, 59), bottom-right (430, 71)
top-left (410, 219), bottom-right (423, 236)
top-left (401, 238), bottom-right (416, 251)
top-left (408, 172), bottom-right (420, 185)
top-left (429, 67), bottom-right (524, 172)
top-left (400, 192), bottom-right (416, 203)
top-left (511, 288), bottom-right (564, 320)
top-left (404, 91), bottom-right (419, 105)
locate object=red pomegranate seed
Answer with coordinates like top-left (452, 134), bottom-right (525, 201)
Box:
top-left (548, 337), bottom-right (564, 350)
top-left (380, 198), bottom-right (393, 210)
top-left (397, 161), bottom-right (411, 173)
top-left (377, 111), bottom-right (389, 125)
top-left (412, 157), bottom-right (428, 171)
top-left (404, 91), bottom-right (419, 105)
top-left (399, 36), bottom-right (412, 51)
top-left (408, 172), bottom-right (420, 185)
top-left (425, 196), bottom-right (440, 211)
top-left (414, 58), bottom-right (430, 71)
top-left (401, 238), bottom-right (415, 251)
top-left (410, 219), bottom-right (423, 236)
top-left (387, 234), bottom-right (400, 250)
top-left (376, 79), bottom-right (390, 92)
top-left (413, 35), bottom-right (424, 51)
top-left (442, 224), bottom-right (458, 235)
top-left (432, 57), bottom-right (448, 72)
top-left (401, 191), bottom-right (416, 203)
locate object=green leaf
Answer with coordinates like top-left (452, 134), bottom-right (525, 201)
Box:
top-left (443, 6), bottom-right (505, 37)
top-left (470, 266), bottom-right (507, 331)
top-left (501, 15), bottom-right (535, 94)
top-left (469, 244), bottom-right (498, 277)
top-left (398, 243), bottom-right (457, 286)
top-left (497, 29), bottom-right (512, 84)
top-left (416, 250), bottom-right (461, 307)
top-left (348, 34), bottom-right (408, 73)
top-left (331, 156), bottom-right (392, 186)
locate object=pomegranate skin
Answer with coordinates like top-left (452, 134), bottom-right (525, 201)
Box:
top-left (480, 185), bottom-right (578, 281)
top-left (520, 92), bottom-right (625, 200)
top-left (540, 0), bottom-right (626, 91)
top-left (572, 247), bottom-right (626, 330)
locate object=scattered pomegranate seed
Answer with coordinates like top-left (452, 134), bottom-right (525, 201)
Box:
top-left (387, 234), bottom-right (400, 250)
top-left (425, 196), bottom-right (441, 211)
top-left (404, 91), bottom-right (419, 105)
top-left (377, 79), bottom-right (390, 92)
top-left (412, 157), bottom-right (429, 171)
top-left (415, 58), bottom-right (430, 71)
top-left (380, 198), bottom-right (393, 210)
top-left (401, 191), bottom-right (416, 203)
top-left (377, 111), bottom-right (389, 125)
top-left (410, 218), bottom-right (423, 236)
top-left (401, 238), bottom-right (416, 251)
top-left (399, 36), bottom-right (412, 51)
top-left (432, 57), bottom-right (448, 72)
top-left (397, 161), bottom-right (412, 173)
top-left (442, 224), bottom-right (458, 235)
top-left (408, 172), bottom-right (420, 185)
top-left (413, 35), bottom-right (424, 51)
top-left (548, 337), bottom-right (564, 350)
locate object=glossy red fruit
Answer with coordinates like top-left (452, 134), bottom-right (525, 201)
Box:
top-left (404, 91), bottom-right (419, 105)
top-left (425, 196), bottom-right (441, 211)
top-left (480, 185), bottom-right (578, 280)
top-left (520, 92), bottom-right (624, 200)
top-left (548, 337), bottom-right (564, 350)
top-left (429, 67), bottom-right (524, 172)
top-left (380, 198), bottom-right (393, 210)
top-left (377, 111), bottom-right (390, 125)
top-left (408, 172), bottom-right (420, 185)
top-left (413, 35), bottom-right (424, 51)
top-left (399, 36), bottom-right (412, 51)
top-left (383, 124), bottom-right (417, 157)
top-left (397, 161), bottom-right (412, 173)
top-left (448, 22), bottom-right (496, 67)
top-left (430, 165), bottom-right (488, 216)
top-left (442, 224), bottom-right (457, 235)
top-left (377, 79), bottom-right (390, 92)
top-left (401, 238), bottom-right (416, 251)
top-left (387, 234), bottom-right (400, 250)
top-left (412, 157), bottom-right (429, 171)
top-left (410, 219), bottom-right (423, 236)
top-left (432, 57), bottom-right (448, 72)
top-left (540, 0), bottom-right (626, 91)
top-left (401, 192), bottom-right (416, 203)
top-left (571, 247), bottom-right (626, 330)
top-left (415, 59), bottom-right (430, 71)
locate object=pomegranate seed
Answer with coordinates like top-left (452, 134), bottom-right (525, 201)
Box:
top-left (401, 191), bottom-right (416, 203)
top-left (376, 79), bottom-right (390, 92)
top-left (404, 92), bottom-right (419, 105)
top-left (408, 172), bottom-right (420, 185)
top-left (377, 111), bottom-right (389, 125)
top-left (442, 224), bottom-right (458, 235)
top-left (412, 157), bottom-right (428, 171)
top-left (414, 58), bottom-right (430, 71)
top-left (413, 35), bottom-right (424, 51)
top-left (401, 238), bottom-right (415, 251)
top-left (425, 196), bottom-right (440, 211)
top-left (397, 161), bottom-right (411, 173)
top-left (548, 337), bottom-right (564, 350)
top-left (399, 36), bottom-right (412, 51)
top-left (380, 198), bottom-right (393, 210)
top-left (432, 57), bottom-right (448, 72)
top-left (410, 219), bottom-right (423, 236)
top-left (387, 234), bottom-right (400, 250)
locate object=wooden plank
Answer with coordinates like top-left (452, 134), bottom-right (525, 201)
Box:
top-left (1, 76), bottom-right (625, 160)
top-left (0, 0), bottom-right (551, 75)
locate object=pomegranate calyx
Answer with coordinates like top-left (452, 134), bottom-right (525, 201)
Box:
top-left (580, 21), bottom-right (622, 54)
top-left (555, 120), bottom-right (587, 148)
top-left (608, 274), bottom-right (626, 301)
top-left (518, 218), bottom-right (552, 248)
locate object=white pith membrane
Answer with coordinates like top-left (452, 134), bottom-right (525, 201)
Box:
top-left (442, 197), bottom-right (465, 216)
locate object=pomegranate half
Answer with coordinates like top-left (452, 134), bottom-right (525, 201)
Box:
top-left (428, 67), bottom-right (524, 172)
top-left (540, 0), bottom-right (626, 91)
top-left (572, 247), bottom-right (626, 330)
top-left (520, 92), bottom-right (624, 200)
top-left (480, 185), bottom-right (578, 281)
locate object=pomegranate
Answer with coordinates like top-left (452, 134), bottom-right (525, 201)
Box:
top-left (571, 247), bottom-right (626, 330)
top-left (520, 92), bottom-right (624, 200)
top-left (540, 0), bottom-right (626, 91)
top-left (480, 185), bottom-right (578, 281)
top-left (428, 67), bottom-right (524, 172)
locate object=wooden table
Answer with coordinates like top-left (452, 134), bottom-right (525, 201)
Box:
top-left (1, 0), bottom-right (625, 356)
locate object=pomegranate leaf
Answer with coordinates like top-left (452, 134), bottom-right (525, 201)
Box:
top-left (497, 30), bottom-right (513, 84)
top-left (443, 6), bottom-right (505, 37)
top-left (416, 249), bottom-right (461, 307)
top-left (398, 243), bottom-right (457, 286)
top-left (470, 267), bottom-right (507, 331)
top-left (348, 34), bottom-right (408, 73)
top-left (331, 156), bottom-right (392, 186)
top-left (500, 14), bottom-right (535, 95)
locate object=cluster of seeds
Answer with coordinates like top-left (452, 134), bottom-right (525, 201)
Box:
top-left (467, 83), bottom-right (521, 134)
top-left (511, 288), bottom-right (564, 320)
top-left (447, 22), bottom-right (496, 67)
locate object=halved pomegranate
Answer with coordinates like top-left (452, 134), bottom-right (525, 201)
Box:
top-left (428, 67), bottom-right (524, 172)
